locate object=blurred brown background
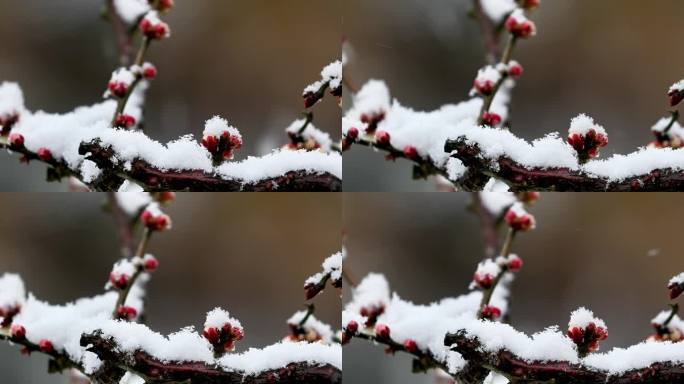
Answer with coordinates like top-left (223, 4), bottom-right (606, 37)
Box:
top-left (0, 0), bottom-right (340, 191)
top-left (344, 193), bottom-right (684, 383)
top-left (0, 193), bottom-right (341, 383)
top-left (343, 0), bottom-right (684, 191)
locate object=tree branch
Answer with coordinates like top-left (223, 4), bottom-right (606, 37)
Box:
top-left (446, 138), bottom-right (684, 191)
top-left (81, 333), bottom-right (342, 384)
top-left (445, 330), bottom-right (684, 383)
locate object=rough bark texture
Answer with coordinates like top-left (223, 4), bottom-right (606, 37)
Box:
top-left (82, 333), bottom-right (342, 384)
top-left (445, 330), bottom-right (684, 383)
top-left (446, 138), bottom-right (684, 191)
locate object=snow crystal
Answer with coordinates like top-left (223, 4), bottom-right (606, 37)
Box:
top-left (568, 307), bottom-right (605, 329)
top-left (670, 272), bottom-right (684, 286)
top-left (115, 191), bottom-right (152, 215)
top-left (205, 308), bottom-right (242, 329)
top-left (80, 160), bottom-right (102, 183)
top-left (287, 311), bottom-right (334, 343)
top-left (215, 150), bottom-right (341, 183)
top-left (81, 351), bottom-right (103, 375)
top-left (446, 158), bottom-right (467, 181)
top-left (0, 273), bottom-right (26, 312)
top-left (481, 0), bottom-right (517, 23)
top-left (217, 342), bottom-right (341, 375)
top-left (203, 116), bottom-right (241, 139)
top-left (113, 0), bottom-right (150, 24)
top-left (569, 114), bottom-right (606, 136)
top-left (285, 119), bottom-right (333, 152)
top-left (0, 82), bottom-right (25, 116)
top-left (670, 79), bottom-right (684, 93)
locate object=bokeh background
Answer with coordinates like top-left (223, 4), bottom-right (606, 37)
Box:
top-left (344, 193), bottom-right (684, 383)
top-left (0, 0), bottom-right (340, 191)
top-left (343, 0), bottom-right (684, 191)
top-left (0, 193), bottom-right (341, 383)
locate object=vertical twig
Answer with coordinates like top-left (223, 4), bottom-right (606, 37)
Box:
top-left (471, 0), bottom-right (500, 64)
top-left (107, 192), bottom-right (136, 257)
top-left (105, 0), bottom-right (134, 66)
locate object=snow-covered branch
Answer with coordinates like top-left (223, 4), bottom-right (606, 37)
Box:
top-left (0, 2), bottom-right (341, 191)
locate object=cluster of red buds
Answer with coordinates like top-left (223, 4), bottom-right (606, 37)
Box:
top-left (481, 112), bottom-right (502, 127)
top-left (668, 273), bottom-right (684, 300)
top-left (114, 113), bottom-right (136, 129)
top-left (504, 203), bottom-right (536, 231)
top-left (7, 132), bottom-right (24, 150)
top-left (480, 305), bottom-right (502, 321)
top-left (567, 308), bottom-right (608, 356)
top-left (0, 304), bottom-right (21, 327)
top-left (115, 305), bottom-right (138, 321)
top-left (669, 80), bottom-right (684, 107)
top-left (139, 11), bottom-right (171, 40)
top-left (505, 9), bottom-right (537, 39)
top-left (496, 253), bottom-right (523, 272)
top-left (359, 304), bottom-right (385, 327)
top-left (649, 308), bottom-right (684, 342)
top-left (202, 308), bottom-right (244, 356)
top-left (108, 254), bottom-right (159, 291)
top-left (201, 116), bottom-right (243, 164)
top-left (302, 60), bottom-right (342, 108)
top-left (360, 111), bottom-right (386, 133)
top-left (567, 114), bottom-right (608, 163)
top-left (106, 68), bottom-right (136, 99)
top-left (472, 259), bottom-right (501, 290)
top-left (0, 111), bottom-right (19, 135)
top-left (473, 66), bottom-right (501, 97)
top-left (140, 204), bottom-right (172, 231)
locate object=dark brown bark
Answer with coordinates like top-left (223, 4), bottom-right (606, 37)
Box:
top-left (82, 333), bottom-right (342, 384)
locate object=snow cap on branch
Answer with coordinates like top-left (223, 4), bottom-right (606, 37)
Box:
top-left (203, 307), bottom-right (244, 354)
top-left (348, 273), bottom-right (390, 326)
top-left (285, 119), bottom-right (333, 152)
top-left (139, 11), bottom-right (170, 39)
top-left (302, 60), bottom-right (342, 108)
top-left (106, 68), bottom-right (137, 99)
top-left (567, 307), bottom-right (608, 355)
top-left (567, 114), bottom-right (608, 162)
top-left (474, 66), bottom-right (502, 96)
top-left (480, 0), bottom-right (517, 23)
top-left (0, 273), bottom-right (26, 326)
top-left (472, 259), bottom-right (502, 290)
top-left (669, 79), bottom-right (684, 107)
top-left (286, 311), bottom-right (334, 344)
top-left (201, 116), bottom-right (243, 163)
top-left (668, 272), bottom-right (684, 299)
top-left (113, 0), bottom-right (151, 24)
top-left (0, 82), bottom-right (24, 133)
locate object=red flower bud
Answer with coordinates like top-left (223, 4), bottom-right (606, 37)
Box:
top-left (507, 62), bottom-right (524, 78)
top-left (203, 327), bottom-right (221, 344)
top-left (156, 0), bottom-right (174, 12)
top-left (473, 273), bottom-right (494, 289)
top-left (504, 207), bottom-right (535, 231)
top-left (403, 339), bottom-right (418, 353)
top-left (346, 127), bottom-right (359, 141)
top-left (38, 339), bottom-right (54, 354)
top-left (505, 16), bottom-right (536, 38)
top-left (109, 272), bottom-right (130, 290)
top-left (143, 255), bottom-right (159, 272)
top-left (375, 324), bottom-right (390, 340)
top-left (346, 320), bottom-right (359, 334)
top-left (8, 133), bottom-right (24, 149)
top-left (668, 282), bottom-right (684, 300)
top-left (142, 63), bottom-right (158, 80)
top-left (375, 131), bottom-right (390, 147)
top-left (473, 79), bottom-right (495, 96)
top-left (403, 145), bottom-right (419, 160)
top-left (140, 210), bottom-right (171, 231)
top-left (481, 112), bottom-right (502, 127)
top-left (114, 114), bottom-right (136, 129)
top-left (506, 255), bottom-right (523, 272)
top-left (116, 306), bottom-right (138, 321)
top-left (522, 0), bottom-right (541, 9)
top-left (140, 18), bottom-right (170, 40)
top-left (481, 305), bottom-right (502, 320)
top-left (10, 324), bottom-right (26, 340)
top-left (107, 81), bottom-right (129, 98)
top-left (37, 147), bottom-right (53, 162)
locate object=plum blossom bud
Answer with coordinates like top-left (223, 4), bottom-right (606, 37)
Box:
top-left (116, 306), bottom-right (138, 321)
top-left (114, 114), bottom-right (136, 129)
top-left (153, 192), bottom-right (175, 204)
top-left (507, 61), bottom-right (524, 78)
top-left (669, 80), bottom-right (684, 107)
top-left (203, 308), bottom-right (244, 355)
top-left (140, 203), bottom-right (171, 231)
top-left (109, 260), bottom-right (136, 290)
top-left (668, 273), bottom-right (684, 300)
top-left (497, 254), bottom-right (523, 272)
top-left (38, 339), bottom-right (54, 354)
top-left (480, 305), bottom-right (502, 320)
top-left (567, 115), bottom-right (608, 163)
top-left (650, 309), bottom-right (684, 342)
top-left (346, 320), bottom-right (359, 334)
top-left (37, 148), bottom-right (53, 162)
top-left (155, 0), bottom-right (174, 12)
top-left (8, 133), bottom-right (24, 149)
top-left (567, 308), bottom-right (608, 356)
top-left (504, 203), bottom-right (536, 231)
top-left (403, 339), bottom-right (418, 353)
top-left (202, 116), bottom-right (242, 164)
top-left (0, 112), bottom-right (19, 134)
top-left (143, 254), bottom-right (159, 272)
top-left (346, 127), bottom-right (359, 141)
top-left (142, 62), bottom-right (158, 79)
top-left (375, 324), bottom-right (390, 340)
top-left (517, 191), bottom-right (540, 204)
top-left (473, 66), bottom-right (501, 96)
top-left (481, 112), bottom-right (502, 127)
top-left (10, 324), bottom-right (26, 340)
top-left (403, 145), bottom-right (419, 160)
top-left (505, 10), bottom-right (537, 38)
top-left (472, 259), bottom-right (501, 290)
top-left (375, 130), bottom-right (390, 147)
top-left (521, 0), bottom-right (541, 10)
top-left (106, 68), bottom-right (135, 98)
top-left (139, 12), bottom-right (170, 40)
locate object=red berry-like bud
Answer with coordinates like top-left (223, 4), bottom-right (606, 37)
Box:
top-left (116, 306), bottom-right (138, 321)
top-left (505, 14), bottom-right (536, 38)
top-left (504, 207), bottom-right (535, 232)
top-left (567, 326), bottom-right (584, 344)
top-left (375, 131), bottom-right (390, 147)
top-left (107, 81), bottom-right (128, 98)
top-left (346, 320), bottom-right (359, 334)
top-left (37, 148), bottom-right (53, 162)
top-left (474, 79), bottom-right (495, 96)
top-left (403, 145), bottom-right (419, 160)
top-left (481, 305), bottom-right (502, 320)
top-left (156, 0), bottom-right (174, 12)
top-left (669, 89), bottom-right (684, 107)
top-left (143, 255), bottom-right (159, 272)
top-left (669, 282), bottom-right (684, 300)
top-left (473, 273), bottom-right (494, 289)
top-left (481, 112), bottom-right (502, 127)
top-left (203, 327), bottom-right (221, 344)
top-left (506, 255), bottom-right (523, 271)
top-left (10, 324), bottom-right (26, 340)
top-left (114, 114), bottom-right (136, 129)
top-left (508, 62), bottom-right (524, 78)
top-left (140, 210), bottom-right (171, 231)
top-left (522, 0), bottom-right (541, 9)
top-left (142, 63), bottom-right (158, 80)
top-left (202, 135), bottom-right (218, 153)
top-left (517, 191), bottom-right (540, 204)
top-left (8, 133), bottom-right (24, 149)
top-left (109, 272), bottom-right (130, 290)
top-left (346, 127), bottom-right (359, 141)
top-left (375, 324), bottom-right (390, 340)
top-left (38, 339), bottom-right (54, 354)
top-left (230, 326), bottom-right (244, 341)
top-left (154, 192), bottom-right (175, 204)
top-left (403, 339), bottom-right (418, 353)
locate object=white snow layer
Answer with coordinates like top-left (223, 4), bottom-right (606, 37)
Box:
top-left (481, 0), bottom-right (517, 23)
top-left (113, 0), bottom-right (151, 24)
